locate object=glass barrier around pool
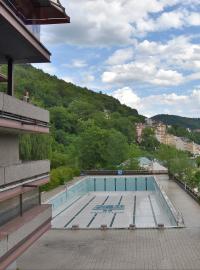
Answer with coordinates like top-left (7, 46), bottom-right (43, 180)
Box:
top-left (49, 176), bottom-right (156, 214)
top-left (154, 180), bottom-right (178, 226)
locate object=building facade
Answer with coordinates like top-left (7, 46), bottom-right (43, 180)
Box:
top-left (0, 1), bottom-right (69, 269)
top-left (137, 121), bottom-right (200, 156)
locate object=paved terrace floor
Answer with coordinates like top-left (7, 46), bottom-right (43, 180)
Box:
top-left (18, 176), bottom-right (200, 270)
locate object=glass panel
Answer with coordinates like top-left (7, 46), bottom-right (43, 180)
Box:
top-left (0, 196), bottom-right (20, 226)
top-left (22, 188), bottom-right (39, 212)
top-left (147, 177), bottom-right (155, 191)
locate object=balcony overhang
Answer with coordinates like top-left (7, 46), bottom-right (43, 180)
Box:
top-left (12, 0), bottom-right (70, 25)
top-left (0, 93), bottom-right (49, 133)
top-left (0, 0), bottom-right (51, 63)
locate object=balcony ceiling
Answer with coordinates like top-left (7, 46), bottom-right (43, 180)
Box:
top-left (10, 0), bottom-right (70, 24)
top-left (0, 1), bottom-right (51, 63)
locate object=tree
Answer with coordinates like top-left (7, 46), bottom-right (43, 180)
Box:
top-left (196, 156), bottom-right (200, 168)
top-left (141, 127), bottom-right (160, 151)
top-left (77, 125), bottom-right (107, 169)
top-left (103, 129), bottom-right (129, 168)
top-left (50, 107), bottom-right (78, 133)
top-left (19, 134), bottom-right (52, 161)
top-left (76, 125), bottom-right (129, 169)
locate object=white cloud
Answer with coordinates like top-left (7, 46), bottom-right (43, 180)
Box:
top-left (62, 59), bottom-right (88, 68)
top-left (102, 61), bottom-right (184, 86)
top-left (40, 1), bottom-right (200, 47)
top-left (112, 87), bottom-right (200, 117)
top-left (102, 35), bottom-right (200, 86)
top-left (186, 12), bottom-right (200, 26)
top-left (61, 76), bottom-right (75, 84)
top-left (42, 0), bottom-right (195, 47)
top-left (112, 87), bottom-right (141, 108)
top-left (135, 9), bottom-right (200, 35)
top-left (32, 63), bottom-right (57, 75)
top-left (106, 48), bottom-right (134, 65)
top-left (71, 59), bottom-right (88, 68)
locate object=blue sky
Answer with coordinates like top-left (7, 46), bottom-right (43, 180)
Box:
top-left (34, 0), bottom-right (200, 117)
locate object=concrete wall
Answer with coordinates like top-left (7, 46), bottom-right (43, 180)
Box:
top-left (1, 93), bottom-right (49, 123)
top-left (0, 160), bottom-right (50, 186)
top-left (4, 160), bottom-right (50, 185)
top-left (0, 134), bottom-right (19, 166)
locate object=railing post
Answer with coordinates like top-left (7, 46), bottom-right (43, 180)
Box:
top-left (7, 58), bottom-right (14, 96)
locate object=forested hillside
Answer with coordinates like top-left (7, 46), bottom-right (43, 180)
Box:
top-left (0, 64), bottom-right (144, 189)
top-left (152, 114), bottom-right (200, 129)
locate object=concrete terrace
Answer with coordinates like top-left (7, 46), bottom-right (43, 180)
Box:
top-left (18, 176), bottom-right (200, 270)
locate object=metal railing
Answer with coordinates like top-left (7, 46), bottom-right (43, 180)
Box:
top-left (82, 170), bottom-right (169, 176)
top-left (170, 173), bottom-right (200, 203)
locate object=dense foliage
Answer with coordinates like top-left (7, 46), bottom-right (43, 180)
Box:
top-left (155, 145), bottom-right (200, 189)
top-left (140, 127), bottom-right (160, 151)
top-left (152, 114), bottom-right (200, 129)
top-left (168, 125), bottom-right (200, 145)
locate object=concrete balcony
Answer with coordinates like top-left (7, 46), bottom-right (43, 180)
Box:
top-left (0, 0), bottom-right (51, 63)
top-left (0, 160), bottom-right (50, 187)
top-left (0, 92), bottom-right (49, 133)
top-left (0, 204), bottom-right (51, 270)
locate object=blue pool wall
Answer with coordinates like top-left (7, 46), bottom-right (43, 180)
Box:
top-left (49, 176), bottom-right (157, 211)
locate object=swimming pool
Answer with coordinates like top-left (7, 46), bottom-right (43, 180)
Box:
top-left (48, 176), bottom-right (184, 229)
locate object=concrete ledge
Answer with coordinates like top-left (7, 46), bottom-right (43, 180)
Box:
top-left (0, 93), bottom-right (49, 134)
top-left (0, 175), bottom-right (49, 202)
top-left (0, 205), bottom-right (51, 268)
top-left (4, 160), bottom-right (50, 185)
top-left (2, 94), bottom-right (49, 123)
top-left (0, 160), bottom-right (50, 186)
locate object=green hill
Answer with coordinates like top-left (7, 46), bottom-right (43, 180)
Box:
top-left (0, 64), bottom-right (140, 116)
top-left (151, 114), bottom-right (200, 130)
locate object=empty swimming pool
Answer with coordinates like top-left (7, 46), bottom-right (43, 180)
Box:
top-left (48, 176), bottom-right (184, 229)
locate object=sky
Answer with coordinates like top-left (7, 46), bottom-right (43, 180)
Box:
top-left (34, 0), bottom-right (200, 118)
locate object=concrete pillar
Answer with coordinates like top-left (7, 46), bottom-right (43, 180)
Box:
top-left (7, 58), bottom-right (14, 96)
